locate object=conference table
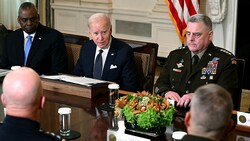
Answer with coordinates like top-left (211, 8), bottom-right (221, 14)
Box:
top-left (1, 78), bottom-right (250, 141)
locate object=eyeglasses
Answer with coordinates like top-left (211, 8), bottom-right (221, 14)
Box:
top-left (19, 16), bottom-right (38, 23)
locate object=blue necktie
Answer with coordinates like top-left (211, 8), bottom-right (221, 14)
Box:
top-left (24, 35), bottom-right (32, 65)
top-left (93, 49), bottom-right (103, 79)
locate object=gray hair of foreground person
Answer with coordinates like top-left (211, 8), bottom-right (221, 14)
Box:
top-left (1, 67), bottom-right (45, 122)
top-left (184, 84), bottom-right (233, 140)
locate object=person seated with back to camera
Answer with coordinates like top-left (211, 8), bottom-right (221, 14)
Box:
top-left (154, 14), bottom-right (238, 111)
top-left (0, 67), bottom-right (63, 141)
top-left (182, 84), bottom-right (233, 141)
top-left (73, 13), bottom-right (139, 92)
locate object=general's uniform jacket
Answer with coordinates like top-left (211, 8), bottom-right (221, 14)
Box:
top-left (154, 42), bottom-right (238, 97)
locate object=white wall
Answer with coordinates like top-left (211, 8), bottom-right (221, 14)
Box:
top-left (51, 0), bottom-right (238, 57)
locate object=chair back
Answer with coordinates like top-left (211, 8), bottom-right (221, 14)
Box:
top-left (63, 33), bottom-right (89, 73)
top-left (119, 39), bottom-right (158, 93)
top-left (232, 58), bottom-right (245, 110)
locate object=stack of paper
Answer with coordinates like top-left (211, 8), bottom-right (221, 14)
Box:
top-left (41, 74), bottom-right (107, 86)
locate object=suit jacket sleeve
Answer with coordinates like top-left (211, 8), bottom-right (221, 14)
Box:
top-left (50, 32), bottom-right (68, 74)
top-left (119, 47), bottom-right (138, 92)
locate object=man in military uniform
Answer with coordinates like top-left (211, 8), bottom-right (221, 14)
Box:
top-left (0, 67), bottom-right (62, 141)
top-left (154, 14), bottom-right (238, 110)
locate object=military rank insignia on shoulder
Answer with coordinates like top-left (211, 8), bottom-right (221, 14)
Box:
top-left (219, 48), bottom-right (232, 55)
top-left (39, 129), bottom-right (63, 140)
top-left (177, 46), bottom-right (187, 50)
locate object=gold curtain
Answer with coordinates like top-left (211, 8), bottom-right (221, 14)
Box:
top-left (38, 0), bottom-right (52, 27)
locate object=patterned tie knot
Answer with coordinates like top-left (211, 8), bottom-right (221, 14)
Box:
top-left (27, 35), bottom-right (32, 40)
top-left (99, 49), bottom-right (103, 54)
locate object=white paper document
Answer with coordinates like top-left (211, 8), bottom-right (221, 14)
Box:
top-left (41, 74), bottom-right (108, 86)
top-left (0, 69), bottom-right (11, 77)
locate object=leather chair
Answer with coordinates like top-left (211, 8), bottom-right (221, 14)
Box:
top-left (63, 33), bottom-right (89, 73)
top-left (232, 58), bottom-right (245, 111)
top-left (119, 39), bottom-right (159, 94)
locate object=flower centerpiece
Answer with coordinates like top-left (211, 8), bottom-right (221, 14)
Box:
top-left (114, 91), bottom-right (176, 134)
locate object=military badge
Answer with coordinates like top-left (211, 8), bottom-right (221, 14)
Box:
top-left (176, 63), bottom-right (184, 68)
top-left (200, 75), bottom-right (206, 79)
top-left (173, 68), bottom-right (182, 72)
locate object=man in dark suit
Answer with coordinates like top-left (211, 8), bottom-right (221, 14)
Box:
top-left (73, 13), bottom-right (138, 92)
top-left (1, 2), bottom-right (67, 75)
top-left (154, 14), bottom-right (238, 109)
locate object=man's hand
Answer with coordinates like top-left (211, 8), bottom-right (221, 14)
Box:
top-left (177, 93), bottom-right (193, 108)
top-left (164, 91), bottom-right (181, 102)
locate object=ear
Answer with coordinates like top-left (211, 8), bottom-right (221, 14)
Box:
top-left (184, 111), bottom-right (191, 128)
top-left (209, 31), bottom-right (213, 41)
top-left (1, 94), bottom-right (6, 107)
top-left (37, 14), bottom-right (40, 21)
top-left (40, 96), bottom-right (45, 109)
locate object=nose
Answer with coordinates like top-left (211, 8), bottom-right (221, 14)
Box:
top-left (97, 34), bottom-right (104, 40)
top-left (26, 19), bottom-right (33, 25)
top-left (187, 34), bottom-right (195, 41)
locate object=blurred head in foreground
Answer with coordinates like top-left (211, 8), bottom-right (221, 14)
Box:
top-left (184, 84), bottom-right (233, 140)
top-left (1, 67), bottom-right (44, 122)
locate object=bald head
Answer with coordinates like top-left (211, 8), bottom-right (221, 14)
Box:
top-left (1, 67), bottom-right (44, 119)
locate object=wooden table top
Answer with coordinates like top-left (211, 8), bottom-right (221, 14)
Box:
top-left (1, 77), bottom-right (250, 141)
top-left (39, 89), bottom-right (250, 141)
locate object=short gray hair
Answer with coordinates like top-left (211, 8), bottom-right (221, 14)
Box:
top-left (191, 84), bottom-right (233, 133)
top-left (187, 14), bottom-right (213, 31)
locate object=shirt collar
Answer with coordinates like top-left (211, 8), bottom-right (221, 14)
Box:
top-left (23, 31), bottom-right (36, 39)
top-left (191, 48), bottom-right (207, 59)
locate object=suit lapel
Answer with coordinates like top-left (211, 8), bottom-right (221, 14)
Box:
top-left (17, 30), bottom-right (26, 65)
top-left (183, 50), bottom-right (192, 74)
top-left (25, 24), bottom-right (43, 65)
top-left (102, 40), bottom-right (116, 79)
